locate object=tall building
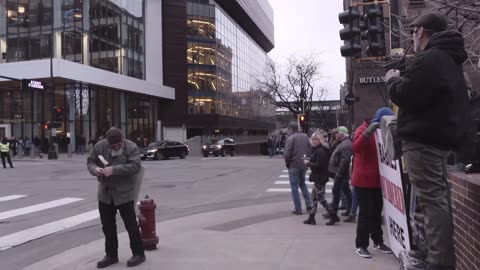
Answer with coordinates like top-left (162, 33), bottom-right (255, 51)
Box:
top-left (161, 0), bottom-right (276, 140)
top-left (0, 0), bottom-right (174, 150)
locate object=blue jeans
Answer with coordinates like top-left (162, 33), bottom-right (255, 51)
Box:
top-left (288, 167), bottom-right (312, 213)
top-left (350, 187), bottom-right (359, 216)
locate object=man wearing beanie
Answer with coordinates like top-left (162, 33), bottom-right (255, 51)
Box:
top-left (326, 126), bottom-right (353, 225)
top-left (385, 12), bottom-right (470, 270)
top-left (351, 108), bottom-right (394, 258)
top-left (87, 127), bottom-right (146, 268)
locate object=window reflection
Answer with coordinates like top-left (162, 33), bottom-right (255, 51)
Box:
top-left (186, 1), bottom-right (274, 121)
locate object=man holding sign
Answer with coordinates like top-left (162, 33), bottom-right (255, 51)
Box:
top-left (386, 12), bottom-right (470, 270)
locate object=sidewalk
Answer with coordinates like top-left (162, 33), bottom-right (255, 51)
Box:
top-left (22, 202), bottom-right (399, 270)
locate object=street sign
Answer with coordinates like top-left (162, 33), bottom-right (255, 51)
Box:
top-left (344, 92), bottom-right (359, 106)
top-left (51, 128), bottom-right (57, 137)
top-left (21, 79), bottom-right (45, 90)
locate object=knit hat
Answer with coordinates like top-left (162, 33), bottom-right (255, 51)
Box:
top-left (106, 127), bottom-right (124, 145)
top-left (410, 13), bottom-right (449, 33)
top-left (287, 121), bottom-right (299, 131)
top-left (372, 107), bottom-right (395, 123)
top-left (337, 126), bottom-right (349, 136)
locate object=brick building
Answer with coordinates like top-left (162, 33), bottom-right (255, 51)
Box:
top-left (342, 0), bottom-right (480, 127)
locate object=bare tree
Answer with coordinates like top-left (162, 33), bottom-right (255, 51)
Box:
top-left (258, 55), bottom-right (323, 130)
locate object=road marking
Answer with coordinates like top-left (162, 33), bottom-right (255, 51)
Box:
top-left (267, 188), bottom-right (332, 193)
top-left (0, 198), bottom-right (83, 221)
top-left (282, 170), bottom-right (311, 173)
top-left (274, 181), bottom-right (333, 186)
top-left (0, 195), bottom-right (27, 202)
top-left (0, 210), bottom-right (99, 251)
top-left (280, 175), bottom-right (311, 178)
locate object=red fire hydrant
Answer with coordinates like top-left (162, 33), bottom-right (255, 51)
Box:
top-left (138, 195), bottom-right (159, 250)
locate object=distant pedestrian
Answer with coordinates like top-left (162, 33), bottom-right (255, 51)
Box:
top-left (351, 108), bottom-right (394, 258)
top-left (267, 135), bottom-right (275, 157)
top-left (386, 12), bottom-right (470, 270)
top-left (33, 136), bottom-right (42, 158)
top-left (87, 127), bottom-right (146, 268)
top-left (77, 134), bottom-right (86, 155)
top-left (303, 131), bottom-right (334, 225)
top-left (1, 137), bottom-right (14, 168)
top-left (326, 126), bottom-right (352, 225)
top-left (283, 122), bottom-right (313, 215)
top-left (24, 137), bottom-right (32, 157)
top-left (9, 137), bottom-right (18, 157)
top-left (142, 137), bottom-right (149, 148)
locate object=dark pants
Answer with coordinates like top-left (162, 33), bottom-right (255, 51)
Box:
top-left (355, 187), bottom-right (384, 248)
top-left (98, 201), bottom-right (144, 258)
top-left (1, 152), bottom-right (13, 168)
top-left (403, 141), bottom-right (455, 266)
top-left (331, 176), bottom-right (352, 214)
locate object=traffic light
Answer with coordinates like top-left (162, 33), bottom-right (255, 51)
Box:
top-left (44, 122), bottom-right (50, 130)
top-left (52, 106), bottom-right (64, 122)
top-left (298, 114), bottom-right (307, 133)
top-left (363, 5), bottom-right (385, 57)
top-left (339, 7), bottom-right (362, 58)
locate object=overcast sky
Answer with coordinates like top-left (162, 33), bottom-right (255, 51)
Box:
top-left (268, 0), bottom-right (346, 100)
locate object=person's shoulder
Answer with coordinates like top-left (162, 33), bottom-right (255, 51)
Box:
top-left (124, 140), bottom-right (139, 149)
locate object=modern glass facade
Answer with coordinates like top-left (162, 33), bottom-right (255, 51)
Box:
top-left (186, 1), bottom-right (274, 122)
top-left (0, 0), bottom-right (158, 151)
top-left (0, 0), bottom-right (145, 79)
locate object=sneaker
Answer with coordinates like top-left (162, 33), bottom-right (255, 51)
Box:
top-left (291, 210), bottom-right (302, 215)
top-left (356, 247), bottom-right (372, 258)
top-left (373, 243), bottom-right (392, 254)
top-left (343, 215), bottom-right (356, 223)
top-left (341, 211), bottom-right (350, 216)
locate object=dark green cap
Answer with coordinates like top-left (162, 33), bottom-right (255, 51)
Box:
top-left (410, 13), bottom-right (449, 33)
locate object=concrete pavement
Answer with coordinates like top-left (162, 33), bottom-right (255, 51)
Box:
top-left (23, 201), bottom-right (400, 270)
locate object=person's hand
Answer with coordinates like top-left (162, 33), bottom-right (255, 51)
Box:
top-left (95, 167), bottom-right (104, 177)
top-left (385, 69), bottom-right (400, 82)
top-left (103, 166), bottom-right (113, 177)
top-left (363, 122), bottom-right (381, 138)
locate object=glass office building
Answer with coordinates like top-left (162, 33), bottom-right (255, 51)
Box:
top-left (184, 0), bottom-right (275, 137)
top-left (0, 0), bottom-right (173, 151)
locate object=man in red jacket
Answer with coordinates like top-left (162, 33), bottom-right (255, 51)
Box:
top-left (352, 107), bottom-right (394, 258)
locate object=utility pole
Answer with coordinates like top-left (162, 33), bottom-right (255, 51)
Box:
top-left (48, 2), bottom-right (57, 160)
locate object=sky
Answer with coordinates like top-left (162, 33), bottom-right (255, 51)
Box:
top-left (268, 0), bottom-right (346, 100)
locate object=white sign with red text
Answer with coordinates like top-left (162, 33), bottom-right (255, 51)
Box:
top-left (375, 129), bottom-right (411, 258)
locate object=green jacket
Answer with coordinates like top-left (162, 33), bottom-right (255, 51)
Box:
top-left (87, 139), bottom-right (143, 206)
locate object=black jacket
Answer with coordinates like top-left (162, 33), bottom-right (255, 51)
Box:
top-left (387, 30), bottom-right (471, 149)
top-left (307, 145), bottom-right (330, 185)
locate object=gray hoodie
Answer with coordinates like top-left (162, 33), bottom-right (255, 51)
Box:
top-left (328, 137), bottom-right (353, 180)
top-left (284, 131), bottom-right (311, 170)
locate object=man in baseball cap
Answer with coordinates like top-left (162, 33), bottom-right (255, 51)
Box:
top-left (385, 12), bottom-right (470, 270)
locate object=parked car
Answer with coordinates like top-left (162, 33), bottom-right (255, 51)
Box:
top-left (201, 138), bottom-right (236, 157)
top-left (141, 140), bottom-right (189, 160)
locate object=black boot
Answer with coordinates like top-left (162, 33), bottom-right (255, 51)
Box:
top-left (303, 214), bottom-right (316, 225)
top-left (127, 254), bottom-right (146, 267)
top-left (97, 256), bottom-right (118, 268)
top-left (326, 214), bottom-right (340, 225)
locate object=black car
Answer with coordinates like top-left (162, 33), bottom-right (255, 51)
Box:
top-left (201, 138), bottom-right (236, 157)
top-left (141, 141), bottom-right (189, 160)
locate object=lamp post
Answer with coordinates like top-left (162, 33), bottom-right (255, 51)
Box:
top-left (48, 2), bottom-right (57, 160)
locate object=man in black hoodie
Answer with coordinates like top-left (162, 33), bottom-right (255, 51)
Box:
top-left (386, 13), bottom-right (470, 270)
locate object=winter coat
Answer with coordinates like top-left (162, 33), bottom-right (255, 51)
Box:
top-left (284, 131), bottom-right (311, 170)
top-left (306, 145), bottom-right (330, 185)
top-left (87, 139), bottom-right (143, 206)
top-left (328, 137), bottom-right (353, 181)
top-left (351, 121), bottom-right (381, 188)
top-left (387, 30), bottom-right (471, 149)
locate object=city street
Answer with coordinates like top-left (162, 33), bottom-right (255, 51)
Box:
top-left (0, 154), bottom-right (343, 270)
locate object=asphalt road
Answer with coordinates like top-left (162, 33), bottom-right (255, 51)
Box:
top-left (0, 154), bottom-right (315, 270)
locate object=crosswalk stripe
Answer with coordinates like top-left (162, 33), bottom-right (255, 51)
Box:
top-left (0, 198), bottom-right (83, 221)
top-left (281, 170), bottom-right (311, 173)
top-left (274, 181), bottom-right (333, 186)
top-left (266, 188), bottom-right (332, 193)
top-left (0, 195), bottom-right (27, 202)
top-left (280, 175), bottom-right (311, 178)
top-left (0, 209), bottom-right (99, 251)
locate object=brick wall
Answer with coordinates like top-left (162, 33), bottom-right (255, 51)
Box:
top-left (449, 171), bottom-right (480, 270)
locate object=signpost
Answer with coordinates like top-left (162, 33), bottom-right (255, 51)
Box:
top-left (375, 129), bottom-right (411, 257)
